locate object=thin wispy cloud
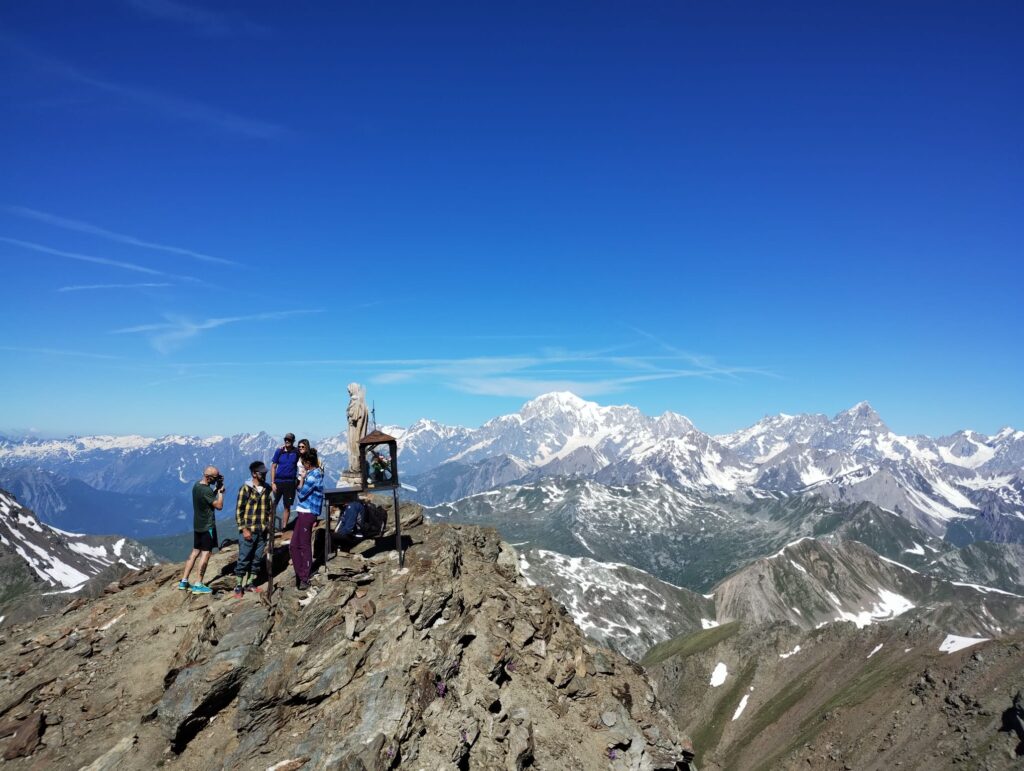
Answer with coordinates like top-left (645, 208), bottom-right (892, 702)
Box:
top-left (144, 372), bottom-right (218, 388)
top-left (6, 206), bottom-right (237, 266)
top-left (0, 236), bottom-right (196, 279)
top-left (0, 345), bottom-right (123, 361)
top-left (1, 35), bottom-right (285, 139)
top-left (354, 344), bottom-right (770, 397)
top-left (57, 282), bottom-right (172, 293)
top-left (124, 0), bottom-right (269, 37)
top-left (112, 309), bottom-right (324, 353)
top-left (161, 345), bottom-right (771, 398)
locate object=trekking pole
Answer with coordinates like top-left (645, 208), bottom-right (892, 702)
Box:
top-left (321, 461), bottom-right (330, 572)
top-left (266, 494), bottom-right (276, 602)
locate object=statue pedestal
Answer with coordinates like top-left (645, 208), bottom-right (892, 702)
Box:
top-left (339, 470), bottom-right (362, 488)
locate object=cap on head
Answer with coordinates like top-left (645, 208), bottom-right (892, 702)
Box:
top-left (284, 433), bottom-right (295, 442)
top-left (250, 461), bottom-right (268, 475)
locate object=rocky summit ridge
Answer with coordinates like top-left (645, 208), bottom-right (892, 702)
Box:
top-left (0, 508), bottom-right (695, 770)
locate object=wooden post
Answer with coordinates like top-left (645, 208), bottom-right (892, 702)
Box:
top-left (266, 514), bottom-right (275, 602)
top-left (323, 496), bottom-right (331, 570)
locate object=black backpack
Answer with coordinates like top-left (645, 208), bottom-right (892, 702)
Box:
top-left (358, 501), bottom-right (389, 538)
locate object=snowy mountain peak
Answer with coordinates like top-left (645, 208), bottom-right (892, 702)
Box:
top-left (994, 427), bottom-right (1024, 442)
top-left (654, 411), bottom-right (696, 436)
top-left (836, 401), bottom-right (884, 425)
top-left (519, 391), bottom-right (596, 418)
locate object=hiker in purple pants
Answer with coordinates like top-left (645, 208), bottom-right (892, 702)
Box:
top-left (289, 449), bottom-right (324, 590)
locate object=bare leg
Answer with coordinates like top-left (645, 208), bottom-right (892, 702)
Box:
top-left (196, 551), bottom-right (212, 584)
top-left (181, 549), bottom-right (200, 582)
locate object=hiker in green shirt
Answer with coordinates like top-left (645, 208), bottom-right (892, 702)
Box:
top-left (178, 466), bottom-right (225, 594)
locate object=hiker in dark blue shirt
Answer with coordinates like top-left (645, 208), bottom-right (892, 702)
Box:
top-left (271, 433), bottom-right (300, 533)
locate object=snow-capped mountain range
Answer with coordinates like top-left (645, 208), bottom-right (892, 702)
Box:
top-left (401, 393), bottom-right (1024, 540)
top-left (1, 392), bottom-right (1022, 545)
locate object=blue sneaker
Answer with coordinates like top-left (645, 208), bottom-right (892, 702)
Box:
top-left (190, 583), bottom-right (213, 595)
top-left (177, 579), bottom-right (190, 591)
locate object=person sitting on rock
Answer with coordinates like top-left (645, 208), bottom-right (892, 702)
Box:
top-left (334, 497), bottom-right (365, 545)
top-left (234, 460), bottom-right (274, 598)
top-left (290, 448), bottom-right (324, 591)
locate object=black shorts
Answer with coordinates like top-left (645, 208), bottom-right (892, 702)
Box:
top-left (193, 529), bottom-right (216, 552)
top-left (274, 479), bottom-right (297, 508)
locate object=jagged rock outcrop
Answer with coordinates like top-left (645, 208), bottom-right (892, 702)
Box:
top-left (0, 510), bottom-right (694, 769)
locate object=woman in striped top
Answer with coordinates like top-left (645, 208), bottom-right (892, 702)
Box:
top-left (290, 448), bottom-right (324, 591)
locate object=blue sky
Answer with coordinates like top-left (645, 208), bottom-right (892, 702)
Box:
top-left (1, 1), bottom-right (1021, 440)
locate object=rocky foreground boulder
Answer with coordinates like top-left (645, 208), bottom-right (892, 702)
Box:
top-left (0, 511), bottom-right (695, 770)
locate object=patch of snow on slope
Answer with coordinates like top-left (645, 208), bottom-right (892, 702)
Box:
top-left (701, 619), bottom-right (719, 630)
top-left (950, 581), bottom-right (1024, 598)
top-left (46, 524), bottom-right (85, 537)
top-left (938, 442), bottom-right (995, 469)
top-left (901, 485), bottom-right (971, 522)
top-left (732, 693), bottom-right (751, 720)
top-left (6, 538), bottom-right (90, 588)
top-left (877, 555), bottom-right (920, 574)
top-left (958, 473), bottom-right (1014, 490)
top-left (709, 662), bottom-right (728, 687)
top-left (928, 475), bottom-right (977, 510)
top-left (835, 589), bottom-right (915, 629)
top-left (867, 643), bottom-right (883, 658)
top-left (903, 543), bottom-right (925, 556)
top-left (68, 542), bottom-right (108, 559)
top-left (779, 645), bottom-right (801, 659)
top-left (939, 634), bottom-right (989, 654)
top-left (770, 537), bottom-right (813, 559)
top-left (800, 462), bottom-right (832, 487)
top-left (16, 513), bottom-right (43, 532)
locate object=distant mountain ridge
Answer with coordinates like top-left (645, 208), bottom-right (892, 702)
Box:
top-left (518, 533), bottom-right (1024, 661)
top-left (1, 392), bottom-right (1022, 546)
top-left (400, 394), bottom-right (1024, 542)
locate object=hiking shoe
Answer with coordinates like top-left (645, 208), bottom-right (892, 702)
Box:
top-left (233, 585), bottom-right (244, 599)
top-left (297, 581), bottom-right (311, 591)
top-left (190, 583), bottom-right (213, 595)
top-left (245, 584), bottom-right (264, 594)
top-left (177, 579), bottom-right (190, 591)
